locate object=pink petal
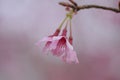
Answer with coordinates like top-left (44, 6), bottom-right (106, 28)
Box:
top-left (52, 36), bottom-right (63, 41)
top-left (42, 41), bottom-right (52, 53)
top-left (51, 36), bottom-right (67, 56)
top-left (36, 36), bottom-right (53, 46)
top-left (50, 41), bottom-right (66, 56)
top-left (66, 40), bottom-right (73, 50)
top-left (49, 40), bottom-right (59, 50)
top-left (62, 48), bottom-right (79, 64)
top-left (40, 36), bottom-right (53, 42)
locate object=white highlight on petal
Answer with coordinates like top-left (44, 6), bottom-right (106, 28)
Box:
top-left (66, 40), bottom-right (73, 50)
top-left (40, 37), bottom-right (53, 42)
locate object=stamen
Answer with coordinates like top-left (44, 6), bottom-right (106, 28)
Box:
top-left (69, 18), bottom-right (72, 39)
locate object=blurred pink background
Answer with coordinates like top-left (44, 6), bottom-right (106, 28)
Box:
top-left (0, 0), bottom-right (120, 80)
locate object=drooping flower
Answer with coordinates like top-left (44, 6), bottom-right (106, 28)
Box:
top-left (36, 16), bottom-right (68, 53)
top-left (36, 10), bottom-right (79, 63)
top-left (62, 48), bottom-right (79, 64)
top-left (50, 36), bottom-right (72, 56)
top-left (62, 36), bottom-right (79, 63)
top-left (50, 36), bottom-right (79, 63)
top-left (50, 26), bottom-right (69, 55)
top-left (49, 28), bottom-right (79, 63)
top-left (36, 29), bottom-right (60, 53)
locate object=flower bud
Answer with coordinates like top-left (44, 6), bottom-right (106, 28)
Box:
top-left (62, 28), bottom-right (67, 36)
top-left (53, 29), bottom-right (60, 36)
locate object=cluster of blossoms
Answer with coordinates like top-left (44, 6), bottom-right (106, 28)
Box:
top-left (36, 0), bottom-right (120, 64)
top-left (36, 10), bottom-right (79, 64)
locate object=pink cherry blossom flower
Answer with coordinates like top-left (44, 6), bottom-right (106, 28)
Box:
top-left (62, 48), bottom-right (79, 64)
top-left (36, 13), bottom-right (79, 63)
top-left (49, 28), bottom-right (79, 63)
top-left (36, 29), bottom-right (60, 53)
top-left (50, 36), bottom-right (79, 63)
top-left (36, 16), bottom-right (68, 53)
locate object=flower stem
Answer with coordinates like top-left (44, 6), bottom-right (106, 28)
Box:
top-left (58, 9), bottom-right (74, 30)
top-left (62, 20), bottom-right (69, 36)
top-left (58, 16), bottom-right (68, 30)
top-left (69, 18), bottom-right (73, 45)
top-left (65, 19), bottom-right (69, 29)
top-left (77, 5), bottom-right (120, 13)
top-left (69, 18), bottom-right (72, 38)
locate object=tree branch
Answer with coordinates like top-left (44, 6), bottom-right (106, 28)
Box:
top-left (59, 1), bottom-right (120, 13)
top-left (77, 5), bottom-right (120, 13)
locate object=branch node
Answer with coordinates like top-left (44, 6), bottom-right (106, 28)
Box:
top-left (69, 0), bottom-right (78, 7)
top-left (59, 0), bottom-right (120, 13)
top-left (118, 1), bottom-right (120, 10)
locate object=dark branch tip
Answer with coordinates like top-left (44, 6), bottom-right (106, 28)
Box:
top-left (69, 0), bottom-right (78, 6)
top-left (59, 2), bottom-right (75, 8)
top-left (59, 0), bottom-right (120, 13)
top-left (118, 1), bottom-right (120, 10)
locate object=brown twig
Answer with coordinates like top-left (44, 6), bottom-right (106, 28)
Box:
top-left (77, 5), bottom-right (120, 13)
top-left (78, 5), bottom-right (120, 13)
top-left (59, 0), bottom-right (120, 13)
top-left (69, 0), bottom-right (78, 7)
top-left (59, 2), bottom-right (75, 9)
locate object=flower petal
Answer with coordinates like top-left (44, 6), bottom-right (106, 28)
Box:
top-left (62, 48), bottom-right (79, 64)
top-left (36, 36), bottom-right (53, 46)
top-left (49, 40), bottom-right (59, 50)
top-left (66, 40), bottom-right (73, 50)
top-left (40, 36), bottom-right (53, 42)
top-left (52, 36), bottom-right (63, 41)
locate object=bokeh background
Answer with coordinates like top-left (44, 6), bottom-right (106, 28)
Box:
top-left (0, 0), bottom-right (120, 80)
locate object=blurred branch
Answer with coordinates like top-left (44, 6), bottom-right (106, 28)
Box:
top-left (59, 0), bottom-right (120, 13)
top-left (77, 5), bottom-right (120, 13)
